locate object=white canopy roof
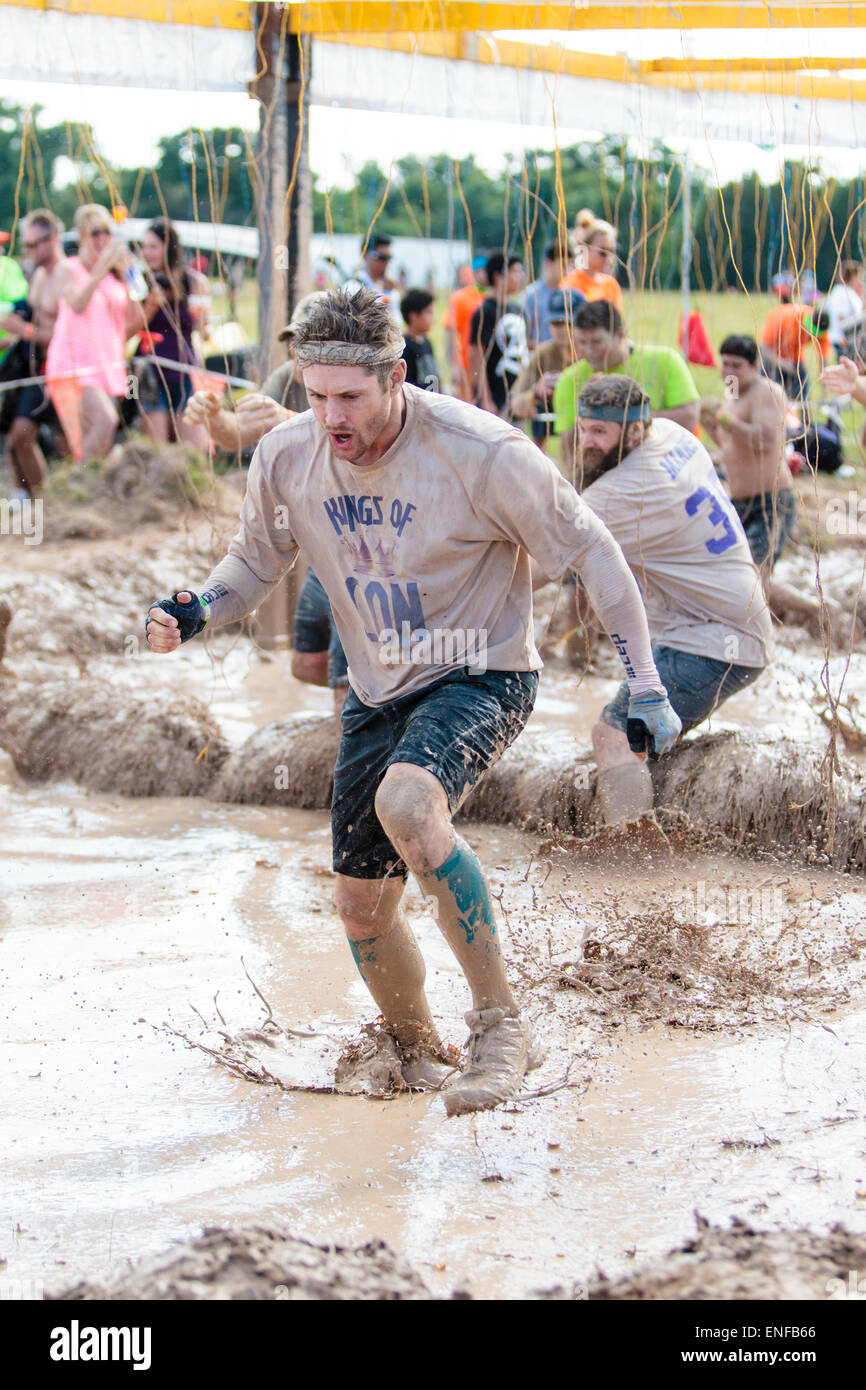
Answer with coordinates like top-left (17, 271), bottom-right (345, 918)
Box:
top-left (2, 4), bottom-right (866, 148)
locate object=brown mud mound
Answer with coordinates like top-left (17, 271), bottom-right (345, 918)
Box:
top-left (210, 714), bottom-right (340, 809)
top-left (0, 543), bottom-right (220, 664)
top-left (0, 677), bottom-right (228, 795)
top-left (39, 440), bottom-right (220, 543)
top-left (463, 727), bottom-right (596, 832)
top-left (2, 654), bottom-right (864, 870)
top-left (587, 1216), bottom-right (866, 1300)
top-left (51, 1224), bottom-right (430, 1300)
top-left (0, 572), bottom-right (152, 664)
top-left (657, 730), bottom-right (866, 871)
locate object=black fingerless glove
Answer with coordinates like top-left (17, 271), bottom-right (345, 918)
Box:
top-left (147, 590), bottom-right (210, 643)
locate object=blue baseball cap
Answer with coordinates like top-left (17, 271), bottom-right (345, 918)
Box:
top-left (548, 288), bottom-right (585, 322)
top-left (471, 253), bottom-right (487, 272)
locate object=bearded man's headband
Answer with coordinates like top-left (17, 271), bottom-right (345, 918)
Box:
top-left (577, 398), bottom-right (651, 423)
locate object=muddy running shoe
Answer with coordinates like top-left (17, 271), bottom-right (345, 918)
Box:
top-left (400, 1040), bottom-right (462, 1093)
top-left (443, 1008), bottom-right (540, 1117)
top-left (401, 1055), bottom-right (459, 1092)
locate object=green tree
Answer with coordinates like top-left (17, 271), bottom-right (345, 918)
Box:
top-left (0, 101), bottom-right (82, 234)
top-left (117, 128), bottom-right (256, 226)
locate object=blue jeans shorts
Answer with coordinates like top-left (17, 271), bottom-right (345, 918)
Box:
top-left (332, 667), bottom-right (538, 879)
top-left (599, 643), bottom-right (764, 737)
top-left (292, 568), bottom-right (348, 689)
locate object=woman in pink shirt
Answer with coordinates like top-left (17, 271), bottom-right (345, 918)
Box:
top-left (46, 204), bottom-right (143, 459)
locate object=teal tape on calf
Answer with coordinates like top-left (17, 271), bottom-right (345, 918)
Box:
top-left (429, 838), bottom-right (496, 948)
top-left (349, 936), bottom-right (377, 980)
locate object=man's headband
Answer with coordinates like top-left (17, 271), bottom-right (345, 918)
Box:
top-left (578, 399), bottom-right (651, 423)
top-left (294, 338), bottom-right (405, 368)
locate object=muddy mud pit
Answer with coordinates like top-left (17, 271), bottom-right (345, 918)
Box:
top-left (2, 467), bottom-right (866, 1300)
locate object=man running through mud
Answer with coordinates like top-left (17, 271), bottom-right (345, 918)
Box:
top-left (574, 375), bottom-right (774, 825)
top-left (145, 287), bottom-right (680, 1116)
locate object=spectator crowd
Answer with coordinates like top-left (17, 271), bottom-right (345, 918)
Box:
top-left (2, 201), bottom-right (862, 673)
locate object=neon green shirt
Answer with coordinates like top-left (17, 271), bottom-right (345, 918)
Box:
top-left (553, 344), bottom-right (700, 434)
top-left (0, 254), bottom-right (29, 352)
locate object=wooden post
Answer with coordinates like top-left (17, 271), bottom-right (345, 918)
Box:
top-left (247, 9), bottom-right (314, 648)
top-left (250, 3), bottom-right (288, 381)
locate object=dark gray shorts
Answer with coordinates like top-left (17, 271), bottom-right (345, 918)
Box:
top-left (332, 667), bottom-right (538, 879)
top-left (292, 568), bottom-right (348, 689)
top-left (731, 489), bottom-right (797, 568)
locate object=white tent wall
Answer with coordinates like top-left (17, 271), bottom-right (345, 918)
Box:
top-left (2, 8), bottom-right (866, 149)
top-left (0, 10), bottom-right (251, 90)
top-left (312, 42), bottom-right (866, 148)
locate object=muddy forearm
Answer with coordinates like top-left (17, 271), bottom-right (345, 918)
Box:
top-left (199, 554), bottom-right (282, 628)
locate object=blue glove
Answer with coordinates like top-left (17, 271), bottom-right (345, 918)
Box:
top-left (147, 590), bottom-right (209, 644)
top-left (626, 687), bottom-right (682, 760)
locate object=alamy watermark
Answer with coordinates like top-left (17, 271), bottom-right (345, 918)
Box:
top-left (825, 490), bottom-right (866, 537)
top-left (676, 880), bottom-right (785, 928)
top-left (0, 496), bottom-right (42, 545)
top-left (826, 1269), bottom-right (866, 1299)
top-left (376, 622), bottom-right (488, 672)
top-left (49, 1321), bottom-right (152, 1370)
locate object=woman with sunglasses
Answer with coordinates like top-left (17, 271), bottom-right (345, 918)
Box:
top-left (46, 203), bottom-right (144, 460)
top-left (562, 208), bottom-right (624, 312)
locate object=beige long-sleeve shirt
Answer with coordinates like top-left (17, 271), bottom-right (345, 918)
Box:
top-left (582, 420), bottom-right (774, 668)
top-left (201, 385), bottom-right (662, 706)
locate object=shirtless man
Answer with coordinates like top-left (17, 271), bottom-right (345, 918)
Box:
top-left (708, 335), bottom-right (827, 629)
top-left (0, 209), bottom-right (66, 498)
top-left (146, 286), bottom-right (680, 1115)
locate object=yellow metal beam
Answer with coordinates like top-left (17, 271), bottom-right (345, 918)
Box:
top-left (7, 0), bottom-right (866, 34)
top-left (3, 0), bottom-right (252, 27)
top-left (648, 56), bottom-right (866, 75)
top-left (285, 2), bottom-right (866, 34)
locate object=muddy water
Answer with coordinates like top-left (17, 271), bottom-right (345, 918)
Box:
top-left (3, 778), bottom-right (865, 1299)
